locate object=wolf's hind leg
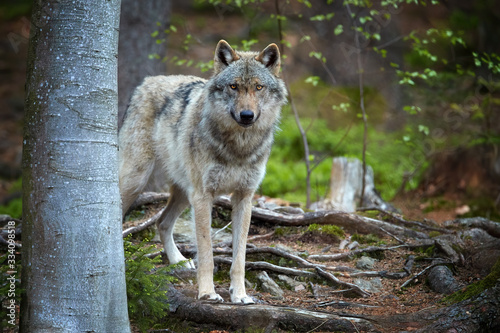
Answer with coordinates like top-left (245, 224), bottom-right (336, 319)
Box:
top-left (157, 185), bottom-right (195, 269)
top-left (119, 155), bottom-right (155, 216)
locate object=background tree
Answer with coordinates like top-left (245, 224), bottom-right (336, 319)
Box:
top-left (21, 1), bottom-right (130, 331)
top-left (118, 0), bottom-right (171, 126)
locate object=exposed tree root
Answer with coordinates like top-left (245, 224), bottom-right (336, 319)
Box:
top-left (165, 286), bottom-right (377, 333)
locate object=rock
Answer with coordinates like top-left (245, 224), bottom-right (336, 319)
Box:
top-left (427, 264), bottom-right (460, 294)
top-left (353, 278), bottom-right (383, 293)
top-left (356, 256), bottom-right (377, 270)
top-left (294, 284), bottom-right (306, 292)
top-left (278, 275), bottom-right (305, 290)
top-left (257, 271), bottom-right (284, 298)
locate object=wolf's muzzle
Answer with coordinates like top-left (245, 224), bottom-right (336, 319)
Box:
top-left (233, 109), bottom-right (255, 127)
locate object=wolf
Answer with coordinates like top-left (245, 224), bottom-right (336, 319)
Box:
top-left (118, 40), bottom-right (287, 304)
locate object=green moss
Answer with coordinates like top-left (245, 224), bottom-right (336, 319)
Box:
top-left (274, 226), bottom-right (301, 237)
top-left (351, 233), bottom-right (381, 245)
top-left (444, 257), bottom-right (500, 304)
top-left (415, 245), bottom-right (436, 256)
top-left (213, 268), bottom-right (230, 283)
top-left (428, 231), bottom-right (441, 238)
top-left (307, 224), bottom-right (344, 238)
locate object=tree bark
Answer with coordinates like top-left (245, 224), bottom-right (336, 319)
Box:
top-left (21, 1), bottom-right (130, 331)
top-left (118, 0), bottom-right (171, 126)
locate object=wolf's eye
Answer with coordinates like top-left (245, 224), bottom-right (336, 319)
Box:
top-left (230, 84), bottom-right (237, 90)
top-left (256, 84), bottom-right (263, 90)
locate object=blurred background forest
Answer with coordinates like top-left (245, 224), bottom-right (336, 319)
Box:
top-left (1, 0), bottom-right (499, 222)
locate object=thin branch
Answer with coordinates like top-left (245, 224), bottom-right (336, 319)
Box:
top-left (400, 261), bottom-right (454, 289)
top-left (122, 207), bottom-right (165, 237)
top-left (316, 267), bottom-right (371, 298)
top-left (308, 245), bottom-right (406, 262)
top-left (215, 256), bottom-right (315, 278)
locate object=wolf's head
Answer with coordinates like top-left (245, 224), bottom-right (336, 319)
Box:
top-left (207, 40), bottom-right (287, 129)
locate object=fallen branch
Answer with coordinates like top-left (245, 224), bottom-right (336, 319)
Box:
top-left (214, 256), bottom-right (315, 278)
top-left (122, 207), bottom-right (165, 237)
top-left (316, 267), bottom-right (371, 298)
top-left (130, 191), bottom-right (170, 211)
top-left (214, 195), bottom-right (429, 239)
top-left (308, 245), bottom-right (405, 262)
top-left (357, 206), bottom-right (452, 234)
top-left (126, 192), bottom-right (431, 239)
top-left (400, 261), bottom-right (454, 289)
top-left (308, 241), bottom-right (434, 262)
top-left (316, 300), bottom-right (380, 309)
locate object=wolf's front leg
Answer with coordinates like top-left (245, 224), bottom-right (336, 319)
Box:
top-left (192, 193), bottom-right (223, 302)
top-left (230, 192), bottom-right (255, 304)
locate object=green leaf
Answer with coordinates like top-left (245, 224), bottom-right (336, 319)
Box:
top-left (300, 35), bottom-right (311, 43)
top-left (334, 24), bottom-right (343, 36)
top-left (305, 76), bottom-right (320, 86)
top-left (418, 125), bottom-right (429, 136)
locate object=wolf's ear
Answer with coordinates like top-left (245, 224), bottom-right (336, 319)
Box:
top-left (214, 40), bottom-right (239, 74)
top-left (256, 43), bottom-right (281, 76)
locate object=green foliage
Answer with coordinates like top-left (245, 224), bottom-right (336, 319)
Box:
top-left (262, 113), bottom-right (418, 203)
top-left (0, 198), bottom-right (22, 219)
top-left (124, 236), bottom-right (179, 332)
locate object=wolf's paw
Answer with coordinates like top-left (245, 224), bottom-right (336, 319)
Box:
top-left (230, 289), bottom-right (255, 305)
top-left (233, 295), bottom-right (255, 305)
top-left (181, 259), bottom-right (195, 270)
top-left (199, 292), bottom-right (224, 303)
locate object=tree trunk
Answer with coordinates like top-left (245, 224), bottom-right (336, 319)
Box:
top-left (21, 1), bottom-right (130, 332)
top-left (118, 0), bottom-right (171, 126)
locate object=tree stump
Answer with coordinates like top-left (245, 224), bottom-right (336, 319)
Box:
top-left (313, 157), bottom-right (396, 212)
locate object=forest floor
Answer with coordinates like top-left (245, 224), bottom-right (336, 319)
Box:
top-left (124, 198), bottom-right (499, 333)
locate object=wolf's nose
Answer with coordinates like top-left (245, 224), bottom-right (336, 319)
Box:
top-left (240, 110), bottom-right (254, 122)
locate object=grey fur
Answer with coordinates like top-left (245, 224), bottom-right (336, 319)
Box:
top-left (119, 40), bottom-right (287, 304)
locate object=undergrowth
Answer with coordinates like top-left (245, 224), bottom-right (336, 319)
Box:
top-left (124, 236), bottom-right (180, 332)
